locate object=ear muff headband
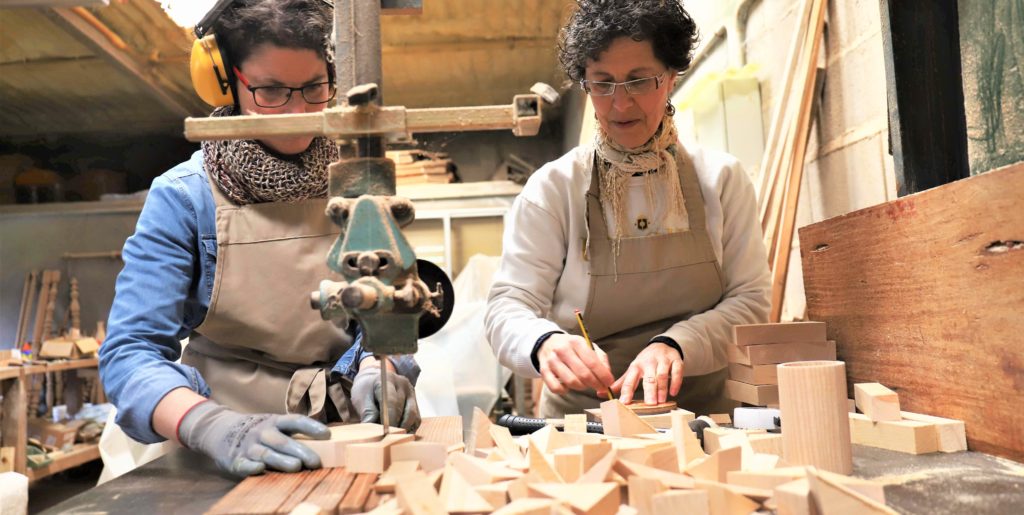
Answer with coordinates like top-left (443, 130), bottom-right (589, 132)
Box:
top-left (190, 33), bottom-right (235, 107)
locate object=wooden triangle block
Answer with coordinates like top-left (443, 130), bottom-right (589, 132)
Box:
top-left (528, 439), bottom-right (564, 483)
top-left (450, 451), bottom-right (522, 486)
top-left (469, 407), bottom-right (495, 453)
top-left (491, 498), bottom-right (556, 515)
top-left (627, 475), bottom-right (667, 515)
top-left (527, 424), bottom-right (557, 452)
top-left (395, 471), bottom-right (446, 515)
top-left (651, 490), bottom-right (709, 515)
top-left (685, 445), bottom-right (741, 483)
top-left (389, 440), bottom-right (447, 473)
top-left (475, 481), bottom-right (512, 510)
top-left (698, 481), bottom-right (761, 515)
top-left (490, 424), bottom-right (526, 462)
top-left (581, 442), bottom-right (613, 471)
top-left (601, 399), bottom-right (657, 437)
top-left (671, 410), bottom-right (706, 469)
top-left (648, 445), bottom-right (679, 473)
top-left (808, 469), bottom-right (897, 514)
top-left (577, 444), bottom-right (616, 483)
top-left (373, 460), bottom-right (421, 493)
top-left (552, 446), bottom-right (583, 482)
top-left (613, 459), bottom-right (695, 489)
top-left (440, 463), bottom-right (495, 513)
top-left (528, 482), bottom-right (620, 515)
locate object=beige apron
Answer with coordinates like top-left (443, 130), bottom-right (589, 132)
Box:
top-left (540, 146), bottom-right (735, 418)
top-left (181, 174), bottom-right (356, 422)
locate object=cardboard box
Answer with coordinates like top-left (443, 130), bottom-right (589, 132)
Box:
top-left (38, 337), bottom-right (99, 359)
top-left (27, 418), bottom-right (78, 450)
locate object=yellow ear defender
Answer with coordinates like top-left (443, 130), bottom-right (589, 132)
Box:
top-left (190, 33), bottom-right (235, 107)
top-left (190, 0), bottom-right (238, 107)
top-left (189, 0), bottom-right (335, 107)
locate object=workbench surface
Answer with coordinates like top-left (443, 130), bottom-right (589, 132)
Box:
top-left (42, 445), bottom-right (1024, 514)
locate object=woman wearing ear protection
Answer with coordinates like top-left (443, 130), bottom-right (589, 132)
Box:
top-left (98, 0), bottom-right (420, 478)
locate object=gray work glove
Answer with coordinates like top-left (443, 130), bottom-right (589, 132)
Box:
top-left (177, 400), bottom-right (330, 478)
top-left (351, 363), bottom-right (421, 432)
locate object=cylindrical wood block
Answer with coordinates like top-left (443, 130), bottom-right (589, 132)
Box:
top-left (777, 360), bottom-right (852, 474)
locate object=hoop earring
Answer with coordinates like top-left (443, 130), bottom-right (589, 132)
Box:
top-left (665, 101), bottom-right (676, 116)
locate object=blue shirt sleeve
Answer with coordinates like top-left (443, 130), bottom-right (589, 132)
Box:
top-left (99, 172), bottom-right (212, 444)
top-left (331, 327), bottom-right (421, 385)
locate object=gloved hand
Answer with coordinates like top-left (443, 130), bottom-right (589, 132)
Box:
top-left (351, 361), bottom-right (421, 432)
top-left (177, 400), bottom-right (330, 478)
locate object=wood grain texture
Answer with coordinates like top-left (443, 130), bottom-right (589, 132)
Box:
top-left (206, 472), bottom-right (306, 515)
top-left (777, 361), bottom-right (853, 474)
top-left (799, 163), bottom-right (1024, 461)
top-left (294, 468), bottom-right (354, 513)
top-left (733, 322), bottom-right (826, 346)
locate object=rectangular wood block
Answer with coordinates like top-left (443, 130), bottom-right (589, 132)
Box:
top-left (899, 411), bottom-right (967, 452)
top-left (849, 413), bottom-right (939, 454)
top-left (854, 383), bottom-right (901, 421)
top-left (733, 322), bottom-right (827, 346)
top-left (799, 163), bottom-right (1024, 462)
top-left (728, 362), bottom-right (778, 385)
top-left (346, 433), bottom-right (415, 474)
top-left (728, 340), bottom-right (836, 365)
top-left (724, 379), bottom-right (779, 406)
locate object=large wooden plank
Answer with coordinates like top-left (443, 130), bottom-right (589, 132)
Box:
top-left (799, 163), bottom-right (1024, 461)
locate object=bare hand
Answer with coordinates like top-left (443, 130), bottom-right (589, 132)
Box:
top-left (611, 343), bottom-right (684, 405)
top-left (537, 334), bottom-right (615, 397)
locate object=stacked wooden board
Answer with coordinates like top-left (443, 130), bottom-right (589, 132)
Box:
top-left (725, 322), bottom-right (835, 407)
top-left (849, 382), bottom-right (967, 455)
top-left (387, 150), bottom-right (454, 186)
top-left (207, 401), bottom-right (902, 515)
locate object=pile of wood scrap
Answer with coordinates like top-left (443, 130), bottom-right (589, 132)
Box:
top-left (725, 322), bottom-right (835, 407)
top-left (387, 150), bottom-right (455, 186)
top-left (850, 382), bottom-right (967, 455)
top-left (208, 400), bottom-right (901, 515)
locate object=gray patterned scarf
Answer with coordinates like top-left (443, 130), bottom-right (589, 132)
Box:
top-left (201, 106), bottom-right (338, 205)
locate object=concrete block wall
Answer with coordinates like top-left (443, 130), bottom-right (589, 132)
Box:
top-left (694, 0), bottom-right (898, 319)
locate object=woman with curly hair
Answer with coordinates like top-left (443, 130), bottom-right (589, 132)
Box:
top-left (486, 0), bottom-right (770, 417)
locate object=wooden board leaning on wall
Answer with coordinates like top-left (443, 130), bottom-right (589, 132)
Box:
top-left (799, 162), bottom-right (1024, 462)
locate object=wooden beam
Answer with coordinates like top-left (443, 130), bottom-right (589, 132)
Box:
top-left (880, 0), bottom-right (969, 195)
top-left (44, 8), bottom-right (195, 119)
top-left (800, 162), bottom-right (1024, 461)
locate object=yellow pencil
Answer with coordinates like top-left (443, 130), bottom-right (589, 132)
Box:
top-left (575, 308), bottom-right (613, 400)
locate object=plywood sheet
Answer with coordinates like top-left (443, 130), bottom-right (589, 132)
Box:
top-left (799, 163), bottom-right (1024, 461)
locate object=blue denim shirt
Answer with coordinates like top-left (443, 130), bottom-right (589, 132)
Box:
top-left (100, 151), bottom-right (418, 444)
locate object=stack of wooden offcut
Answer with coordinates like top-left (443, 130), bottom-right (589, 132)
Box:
top-left (387, 150), bottom-right (454, 186)
top-left (725, 321), bottom-right (835, 407)
top-left (208, 401), bottom-right (897, 514)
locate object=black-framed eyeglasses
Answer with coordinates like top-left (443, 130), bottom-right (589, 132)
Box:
top-left (233, 66), bottom-right (337, 108)
top-left (580, 72), bottom-right (669, 97)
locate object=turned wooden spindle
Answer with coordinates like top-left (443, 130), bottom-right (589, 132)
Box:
top-left (70, 277), bottom-right (82, 339)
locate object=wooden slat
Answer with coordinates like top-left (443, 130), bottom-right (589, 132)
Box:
top-left (338, 473), bottom-right (377, 514)
top-left (799, 162), bottom-right (1024, 461)
top-left (1, 374), bottom-right (27, 475)
top-left (276, 468), bottom-right (331, 514)
top-left (206, 472), bottom-right (307, 515)
top-left (303, 468), bottom-right (356, 513)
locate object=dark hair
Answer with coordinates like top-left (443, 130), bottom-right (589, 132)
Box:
top-left (214, 0), bottom-right (334, 69)
top-left (558, 0), bottom-right (699, 82)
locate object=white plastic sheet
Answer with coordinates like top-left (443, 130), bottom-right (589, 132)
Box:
top-left (415, 254), bottom-right (510, 437)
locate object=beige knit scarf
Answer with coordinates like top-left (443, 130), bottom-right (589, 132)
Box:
top-left (594, 114), bottom-right (689, 266)
top-left (202, 105), bottom-right (338, 205)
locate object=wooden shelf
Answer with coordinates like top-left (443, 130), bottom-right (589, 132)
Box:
top-left (38, 358), bottom-right (98, 374)
top-left (25, 443), bottom-right (100, 481)
top-left (0, 367), bottom-right (22, 381)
